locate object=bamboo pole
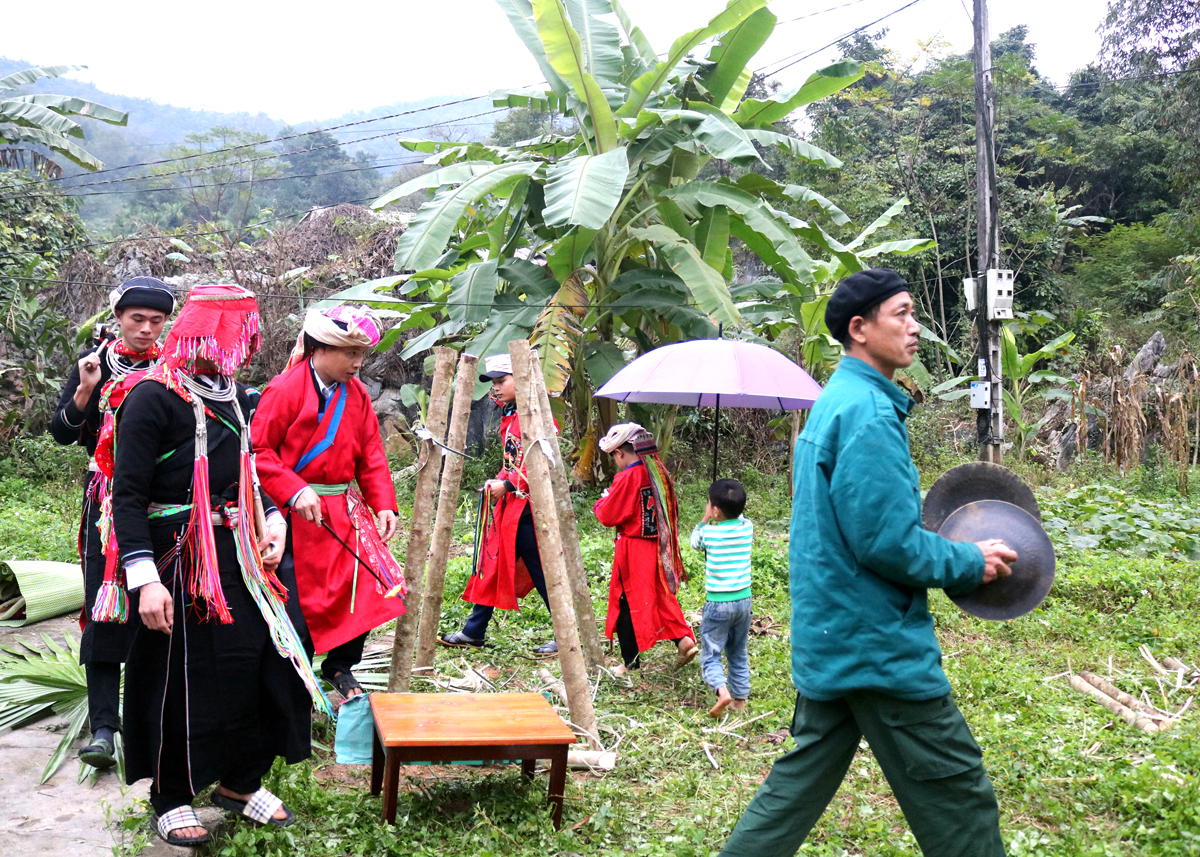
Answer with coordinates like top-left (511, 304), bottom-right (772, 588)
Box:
top-left (527, 358), bottom-right (604, 670)
top-left (1069, 674), bottom-right (1161, 732)
top-left (388, 347), bottom-right (457, 692)
top-left (1079, 671), bottom-right (1173, 727)
top-left (414, 353), bottom-right (478, 670)
top-left (509, 340), bottom-right (600, 749)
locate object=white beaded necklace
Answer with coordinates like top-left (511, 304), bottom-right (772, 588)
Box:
top-left (182, 372), bottom-right (238, 403)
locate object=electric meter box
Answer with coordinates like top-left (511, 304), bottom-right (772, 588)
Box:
top-left (986, 269), bottom-right (1014, 320)
top-left (969, 381), bottom-right (991, 409)
top-left (963, 277), bottom-right (977, 311)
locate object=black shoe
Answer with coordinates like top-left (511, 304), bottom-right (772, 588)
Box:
top-left (79, 734), bottom-right (116, 769)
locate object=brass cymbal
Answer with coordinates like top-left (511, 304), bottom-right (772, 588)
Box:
top-left (938, 499), bottom-right (1056, 621)
top-left (923, 462), bottom-right (1040, 533)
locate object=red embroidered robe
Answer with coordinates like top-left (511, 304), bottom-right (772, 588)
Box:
top-left (461, 406), bottom-right (555, 610)
top-left (252, 360), bottom-right (403, 653)
top-left (593, 461), bottom-right (692, 652)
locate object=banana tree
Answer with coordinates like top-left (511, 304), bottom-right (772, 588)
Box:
top-left (935, 313), bottom-right (1076, 460)
top-left (335, 0), bottom-right (939, 469)
top-left (1, 65), bottom-right (128, 172)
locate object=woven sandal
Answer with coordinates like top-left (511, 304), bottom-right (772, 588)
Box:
top-left (153, 806), bottom-right (211, 847)
top-left (212, 787), bottom-right (295, 827)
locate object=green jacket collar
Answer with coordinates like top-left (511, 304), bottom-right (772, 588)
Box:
top-left (837, 354), bottom-right (914, 419)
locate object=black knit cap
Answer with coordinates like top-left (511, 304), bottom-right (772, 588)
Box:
top-left (111, 276), bottom-right (176, 315)
top-left (824, 267), bottom-right (910, 342)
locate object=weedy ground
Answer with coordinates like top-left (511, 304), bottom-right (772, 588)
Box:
top-left (2, 432), bottom-right (1199, 856)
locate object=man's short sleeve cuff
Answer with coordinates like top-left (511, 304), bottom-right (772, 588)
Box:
top-left (124, 558), bottom-right (160, 590)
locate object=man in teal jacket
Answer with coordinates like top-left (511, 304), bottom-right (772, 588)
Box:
top-left (720, 268), bottom-right (1017, 857)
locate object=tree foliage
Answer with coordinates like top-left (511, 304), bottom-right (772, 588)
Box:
top-left (342, 0), bottom-right (934, 465)
top-left (0, 171), bottom-right (89, 435)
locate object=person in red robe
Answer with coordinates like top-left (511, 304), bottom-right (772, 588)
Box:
top-left (438, 353), bottom-right (558, 656)
top-left (253, 306), bottom-right (405, 699)
top-left (594, 423), bottom-right (697, 674)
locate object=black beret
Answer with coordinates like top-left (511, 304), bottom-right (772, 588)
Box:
top-left (824, 268), bottom-right (910, 342)
top-left (111, 276), bottom-right (176, 315)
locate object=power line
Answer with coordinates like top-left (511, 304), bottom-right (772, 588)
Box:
top-left (758, 0), bottom-right (931, 78)
top-left (2, 273), bottom-right (711, 313)
top-left (0, 195), bottom-right (393, 260)
top-left (0, 108), bottom-right (505, 201)
top-left (776, 0), bottom-right (881, 25)
top-left (11, 94), bottom-right (493, 191)
top-left (15, 158), bottom-right (427, 200)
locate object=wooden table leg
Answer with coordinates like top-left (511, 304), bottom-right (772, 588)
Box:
top-left (381, 748), bottom-right (400, 824)
top-left (547, 745), bottom-right (568, 830)
top-left (370, 725), bottom-right (384, 796)
top-left (521, 759), bottom-right (535, 780)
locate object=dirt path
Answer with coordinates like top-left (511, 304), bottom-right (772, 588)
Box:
top-left (0, 615), bottom-right (151, 856)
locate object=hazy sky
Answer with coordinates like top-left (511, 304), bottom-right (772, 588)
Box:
top-left (4, 0), bottom-right (1107, 125)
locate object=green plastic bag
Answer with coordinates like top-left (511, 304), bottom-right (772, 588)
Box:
top-left (334, 693), bottom-right (374, 765)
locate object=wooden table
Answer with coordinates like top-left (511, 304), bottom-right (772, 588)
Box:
top-left (370, 692), bottom-right (578, 829)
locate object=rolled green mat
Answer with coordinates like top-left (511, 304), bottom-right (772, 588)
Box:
top-left (0, 561), bottom-right (85, 627)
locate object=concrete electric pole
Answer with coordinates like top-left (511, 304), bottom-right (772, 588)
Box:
top-left (972, 0), bottom-right (1004, 464)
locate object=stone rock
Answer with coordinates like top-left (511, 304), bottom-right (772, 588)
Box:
top-left (1125, 331), bottom-right (1166, 382)
top-left (110, 246), bottom-right (156, 283)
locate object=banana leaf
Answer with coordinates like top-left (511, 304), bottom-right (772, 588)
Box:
top-left (0, 561), bottom-right (84, 627)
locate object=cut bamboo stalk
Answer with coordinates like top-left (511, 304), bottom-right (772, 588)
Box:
top-left (509, 340), bottom-right (601, 750)
top-left (1163, 657), bottom-right (1189, 672)
top-left (527, 358), bottom-right (604, 670)
top-left (414, 353), bottom-right (478, 671)
top-left (1079, 671), bottom-right (1174, 726)
top-left (1070, 674), bottom-right (1160, 732)
top-left (538, 667), bottom-right (568, 706)
top-left (567, 750), bottom-right (618, 771)
top-left (388, 347), bottom-right (456, 692)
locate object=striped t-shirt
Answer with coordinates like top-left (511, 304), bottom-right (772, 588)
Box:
top-left (690, 516), bottom-right (753, 602)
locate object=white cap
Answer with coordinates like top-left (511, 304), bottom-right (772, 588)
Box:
top-left (479, 353), bottom-right (514, 381)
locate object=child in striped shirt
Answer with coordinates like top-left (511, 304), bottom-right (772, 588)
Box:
top-left (690, 479), bottom-right (754, 717)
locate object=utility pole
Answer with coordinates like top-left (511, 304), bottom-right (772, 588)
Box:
top-left (973, 0), bottom-right (1003, 464)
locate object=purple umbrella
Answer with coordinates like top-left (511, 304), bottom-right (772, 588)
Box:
top-left (595, 339), bottom-right (823, 479)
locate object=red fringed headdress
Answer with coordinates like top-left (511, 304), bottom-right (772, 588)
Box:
top-left (163, 284), bottom-right (261, 374)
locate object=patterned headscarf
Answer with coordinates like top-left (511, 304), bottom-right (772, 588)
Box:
top-left (285, 305), bottom-right (382, 370)
top-left (162, 284), bottom-right (261, 375)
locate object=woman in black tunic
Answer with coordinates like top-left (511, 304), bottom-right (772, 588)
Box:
top-left (49, 276), bottom-right (174, 768)
top-left (112, 284), bottom-right (324, 846)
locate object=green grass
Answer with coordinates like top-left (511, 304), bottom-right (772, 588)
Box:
top-left (3, 439), bottom-right (1200, 855)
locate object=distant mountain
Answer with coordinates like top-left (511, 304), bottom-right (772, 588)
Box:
top-left (0, 57), bottom-right (496, 223)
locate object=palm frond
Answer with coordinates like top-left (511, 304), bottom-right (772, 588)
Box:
top-left (0, 631), bottom-right (123, 784)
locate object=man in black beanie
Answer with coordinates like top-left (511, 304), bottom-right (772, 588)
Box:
top-left (49, 276), bottom-right (175, 769)
top-left (719, 268), bottom-right (1016, 856)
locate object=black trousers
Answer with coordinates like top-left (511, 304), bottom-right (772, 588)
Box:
top-left (149, 753), bottom-right (277, 815)
top-left (85, 662), bottom-right (122, 734)
top-left (461, 506), bottom-right (550, 641)
top-left (613, 592), bottom-right (687, 669)
top-left (321, 632), bottom-right (367, 677)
